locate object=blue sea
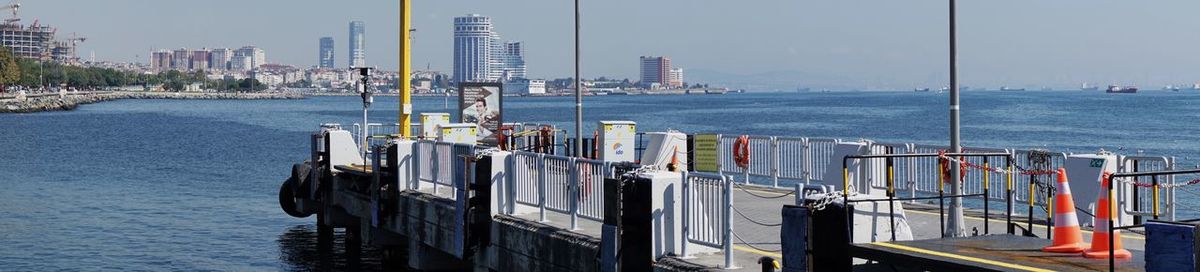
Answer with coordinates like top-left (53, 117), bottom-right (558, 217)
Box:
top-left (2, 91), bottom-right (1199, 270)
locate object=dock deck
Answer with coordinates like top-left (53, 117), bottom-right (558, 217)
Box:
top-left (851, 235), bottom-right (1143, 271)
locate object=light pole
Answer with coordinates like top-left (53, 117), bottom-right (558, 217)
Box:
top-left (574, 0), bottom-right (583, 158)
top-left (947, 0), bottom-right (965, 237)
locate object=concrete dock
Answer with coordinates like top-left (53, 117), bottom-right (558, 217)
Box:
top-left (279, 128), bottom-right (1161, 271)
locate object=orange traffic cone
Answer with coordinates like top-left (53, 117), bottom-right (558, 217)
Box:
top-left (1083, 172), bottom-right (1132, 259)
top-left (1043, 168), bottom-right (1087, 253)
top-left (668, 146), bottom-right (680, 172)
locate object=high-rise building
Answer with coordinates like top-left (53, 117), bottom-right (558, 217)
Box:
top-left (454, 14), bottom-right (493, 84)
top-left (172, 48), bottom-right (191, 70)
top-left (319, 37), bottom-right (335, 68)
top-left (189, 49), bottom-right (211, 72)
top-left (234, 46), bottom-right (265, 70)
top-left (497, 41), bottom-right (526, 82)
top-left (640, 56), bottom-right (671, 88)
top-left (151, 50), bottom-right (172, 72)
top-left (209, 48), bottom-right (232, 71)
top-left (348, 21), bottom-right (365, 68)
top-left (669, 67), bottom-right (684, 87)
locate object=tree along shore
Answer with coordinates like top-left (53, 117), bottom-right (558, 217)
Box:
top-left (0, 91), bottom-right (304, 113)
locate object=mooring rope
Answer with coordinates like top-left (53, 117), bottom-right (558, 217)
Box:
top-left (731, 204), bottom-right (782, 227)
top-left (733, 182), bottom-right (796, 199)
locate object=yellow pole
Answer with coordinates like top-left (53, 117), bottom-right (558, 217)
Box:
top-left (399, 0), bottom-right (413, 138)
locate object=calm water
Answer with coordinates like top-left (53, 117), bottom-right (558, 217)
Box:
top-left (2, 91), bottom-right (1200, 270)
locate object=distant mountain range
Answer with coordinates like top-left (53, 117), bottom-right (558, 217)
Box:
top-left (685, 69), bottom-right (859, 91)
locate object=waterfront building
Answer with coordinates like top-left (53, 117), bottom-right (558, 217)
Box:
top-left (640, 56), bottom-right (671, 88)
top-left (234, 46), bottom-right (265, 70)
top-left (209, 48), bottom-right (232, 71)
top-left (172, 48), bottom-right (191, 70)
top-left (230, 55), bottom-right (252, 71)
top-left (504, 78), bottom-right (545, 95)
top-left (319, 37), bottom-right (335, 68)
top-left (496, 41), bottom-right (526, 82)
top-left (454, 14), bottom-right (493, 84)
top-left (348, 21), bottom-right (365, 68)
top-left (669, 67), bottom-right (683, 88)
top-left (151, 50), bottom-right (172, 72)
top-left (189, 49), bottom-right (210, 72)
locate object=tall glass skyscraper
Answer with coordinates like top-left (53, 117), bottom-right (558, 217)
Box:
top-left (454, 14), bottom-right (493, 84)
top-left (319, 37), bottom-right (335, 68)
top-left (348, 21), bottom-right (366, 68)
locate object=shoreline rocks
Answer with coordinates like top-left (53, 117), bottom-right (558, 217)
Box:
top-left (0, 91), bottom-right (305, 114)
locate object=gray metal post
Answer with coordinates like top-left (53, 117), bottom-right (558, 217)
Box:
top-left (569, 158), bottom-right (579, 230)
top-left (802, 138), bottom-right (811, 186)
top-left (680, 171), bottom-right (690, 257)
top-left (947, 0), bottom-right (966, 237)
top-left (723, 175), bottom-right (734, 269)
top-left (771, 137), bottom-right (780, 188)
top-left (573, 0), bottom-right (583, 160)
top-left (433, 144), bottom-right (440, 195)
top-left (538, 154), bottom-right (547, 222)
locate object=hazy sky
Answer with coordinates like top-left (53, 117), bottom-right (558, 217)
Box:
top-left (22, 0), bottom-right (1200, 88)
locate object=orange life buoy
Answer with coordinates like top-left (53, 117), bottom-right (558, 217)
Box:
top-left (733, 135), bottom-right (751, 168)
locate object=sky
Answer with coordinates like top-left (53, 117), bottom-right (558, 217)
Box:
top-left (20, 0), bottom-right (1200, 89)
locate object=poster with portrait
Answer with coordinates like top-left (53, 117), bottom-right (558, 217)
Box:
top-left (459, 82), bottom-right (503, 146)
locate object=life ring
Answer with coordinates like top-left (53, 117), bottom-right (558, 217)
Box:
top-left (733, 135), bottom-right (751, 168)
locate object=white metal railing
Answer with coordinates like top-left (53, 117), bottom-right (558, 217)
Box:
top-left (681, 171), bottom-right (733, 269)
top-left (1120, 156), bottom-right (1175, 220)
top-left (412, 140), bottom-right (476, 197)
top-left (505, 151), bottom-right (612, 229)
top-left (699, 134), bottom-right (1183, 215)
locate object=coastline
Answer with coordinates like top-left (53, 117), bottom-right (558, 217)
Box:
top-left (0, 91), bottom-right (305, 114)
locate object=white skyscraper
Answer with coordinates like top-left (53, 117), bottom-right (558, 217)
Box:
top-left (234, 46), bottom-right (265, 70)
top-left (349, 21), bottom-right (366, 68)
top-left (454, 14), bottom-right (493, 84)
top-left (498, 41), bottom-right (526, 81)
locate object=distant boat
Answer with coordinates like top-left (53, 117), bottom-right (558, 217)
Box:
top-left (1080, 83), bottom-right (1099, 91)
top-left (796, 87), bottom-right (811, 92)
top-left (1000, 86), bottom-right (1026, 91)
top-left (1192, 83), bottom-right (1200, 90)
top-left (1106, 85), bottom-right (1137, 94)
top-left (914, 88), bottom-right (930, 92)
top-left (704, 89), bottom-right (728, 94)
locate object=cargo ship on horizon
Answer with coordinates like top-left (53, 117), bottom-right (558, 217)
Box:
top-left (1107, 85), bottom-right (1137, 93)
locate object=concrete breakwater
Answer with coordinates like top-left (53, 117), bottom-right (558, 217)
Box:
top-left (0, 91), bottom-right (305, 113)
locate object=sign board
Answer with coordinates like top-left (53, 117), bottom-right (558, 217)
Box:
top-left (693, 134), bottom-right (720, 172)
top-left (598, 121), bottom-right (636, 162)
top-left (459, 83), bottom-right (503, 146)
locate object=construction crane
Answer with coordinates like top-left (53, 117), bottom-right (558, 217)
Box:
top-left (0, 0), bottom-right (19, 24)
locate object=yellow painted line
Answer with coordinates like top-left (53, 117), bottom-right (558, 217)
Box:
top-left (733, 245), bottom-right (782, 258)
top-left (870, 241), bottom-right (1055, 272)
top-left (905, 209), bottom-right (1145, 240)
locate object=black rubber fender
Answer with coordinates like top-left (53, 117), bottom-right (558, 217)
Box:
top-left (279, 176), bottom-right (309, 218)
top-left (292, 161), bottom-right (313, 197)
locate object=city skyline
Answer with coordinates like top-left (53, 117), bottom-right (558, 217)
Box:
top-left (19, 0), bottom-right (1200, 89)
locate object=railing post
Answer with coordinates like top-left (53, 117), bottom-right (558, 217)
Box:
top-left (907, 143), bottom-right (917, 202)
top-left (569, 157), bottom-right (579, 230)
top-left (538, 154), bottom-right (547, 222)
top-left (802, 138), bottom-right (811, 186)
top-left (771, 137), bottom-right (780, 188)
top-left (723, 174), bottom-right (734, 269)
top-left (427, 143), bottom-right (436, 194)
top-left (680, 171), bottom-right (690, 258)
top-left (506, 153), bottom-right (516, 215)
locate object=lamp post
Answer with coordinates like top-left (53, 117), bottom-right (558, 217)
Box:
top-left (573, 0), bottom-right (583, 158)
top-left (947, 0), bottom-right (965, 238)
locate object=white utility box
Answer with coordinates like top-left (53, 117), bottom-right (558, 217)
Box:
top-left (640, 131), bottom-right (688, 171)
top-left (438, 123), bottom-right (478, 144)
top-left (597, 121), bottom-right (637, 163)
top-left (821, 141), bottom-right (885, 197)
top-left (420, 113), bottom-right (451, 139)
top-left (1063, 153), bottom-right (1124, 227)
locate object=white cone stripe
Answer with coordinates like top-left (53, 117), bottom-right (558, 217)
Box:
top-left (1054, 213), bottom-right (1080, 227)
top-left (1056, 180), bottom-right (1071, 193)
